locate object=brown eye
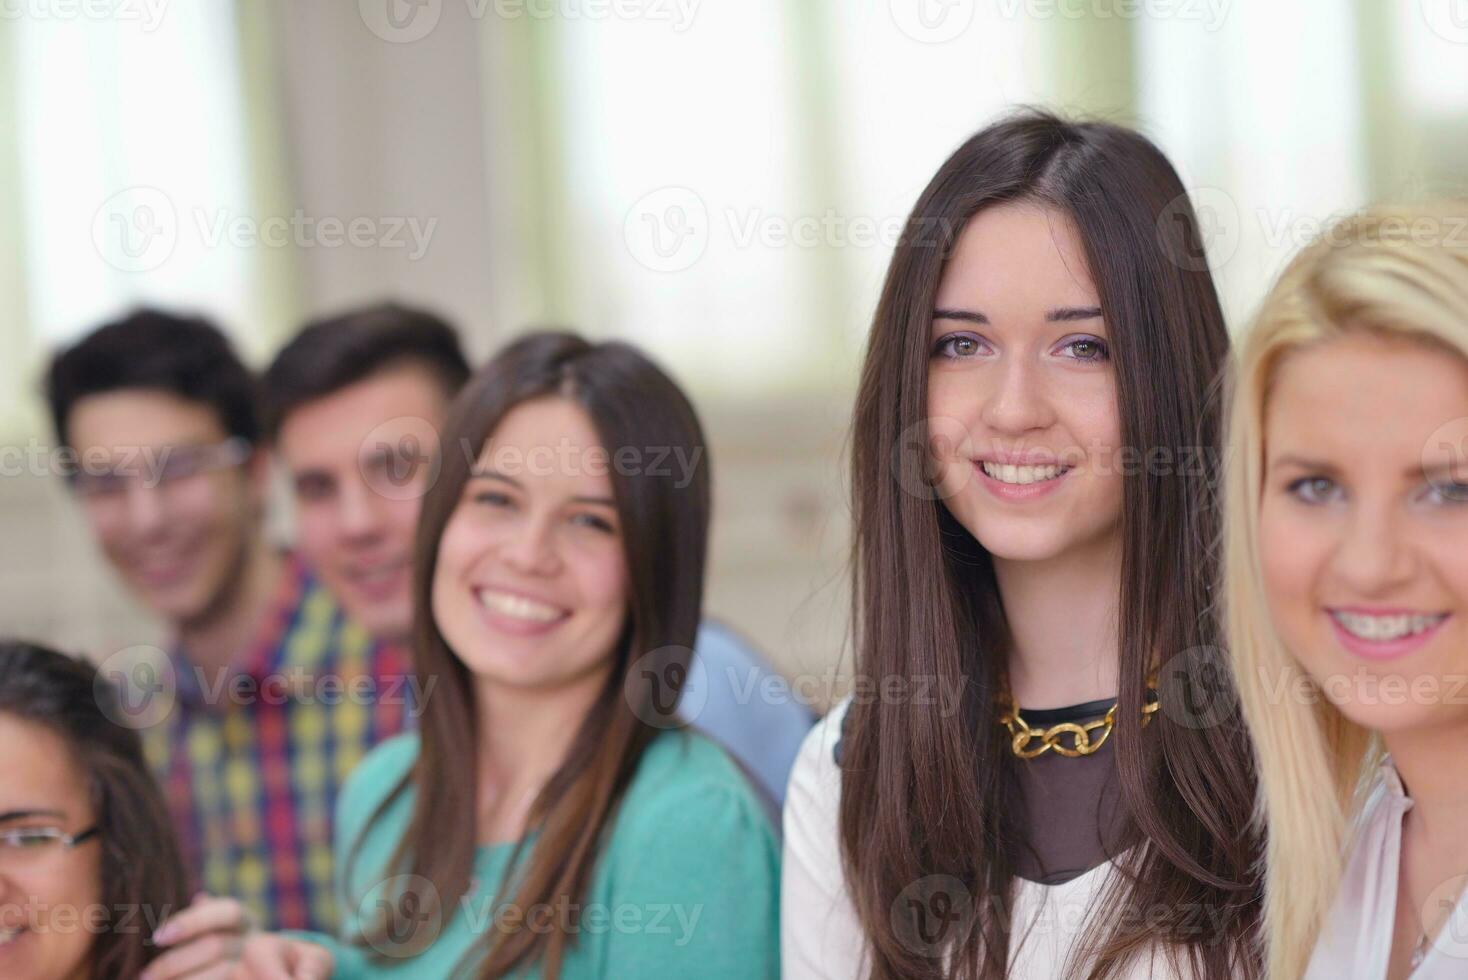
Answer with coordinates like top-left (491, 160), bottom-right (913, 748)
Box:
top-left (932, 334), bottom-right (986, 359)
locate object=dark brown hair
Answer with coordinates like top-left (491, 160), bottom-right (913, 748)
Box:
top-left (352, 331), bottom-right (711, 978)
top-left (0, 640), bottom-right (192, 980)
top-left (44, 307), bottom-right (261, 453)
top-left (262, 301), bottom-right (471, 438)
top-left (841, 110), bottom-right (1263, 979)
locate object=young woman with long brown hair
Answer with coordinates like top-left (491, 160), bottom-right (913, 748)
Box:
top-left (202, 331), bottom-right (779, 978)
top-left (781, 111), bottom-right (1264, 979)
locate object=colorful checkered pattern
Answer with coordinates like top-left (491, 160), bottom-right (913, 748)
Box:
top-left (141, 552), bottom-right (415, 933)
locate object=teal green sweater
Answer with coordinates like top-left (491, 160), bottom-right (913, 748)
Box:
top-left (295, 729), bottom-right (780, 979)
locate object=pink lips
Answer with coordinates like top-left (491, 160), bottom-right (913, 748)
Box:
top-left (1327, 607), bottom-right (1450, 662)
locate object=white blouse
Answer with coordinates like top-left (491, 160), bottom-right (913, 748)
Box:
top-left (780, 697), bottom-right (1181, 980)
top-left (1305, 760), bottom-right (1468, 979)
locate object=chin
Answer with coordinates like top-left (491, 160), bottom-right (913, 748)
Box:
top-left (353, 602), bottom-right (413, 640)
top-left (954, 512), bottom-right (1074, 563)
top-left (1327, 697), bottom-right (1452, 738)
top-left (144, 586), bottom-right (214, 623)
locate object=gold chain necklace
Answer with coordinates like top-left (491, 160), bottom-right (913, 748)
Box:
top-left (997, 681), bottom-right (1159, 759)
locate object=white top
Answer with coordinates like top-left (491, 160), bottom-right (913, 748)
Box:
top-left (780, 697), bottom-right (1181, 980)
top-left (1305, 760), bottom-right (1468, 979)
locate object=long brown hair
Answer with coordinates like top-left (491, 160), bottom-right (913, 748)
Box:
top-left (0, 640), bottom-right (192, 980)
top-left (840, 110), bottom-right (1263, 979)
top-left (353, 331), bottom-right (711, 978)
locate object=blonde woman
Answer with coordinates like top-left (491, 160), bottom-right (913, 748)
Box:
top-left (1224, 201), bottom-right (1468, 979)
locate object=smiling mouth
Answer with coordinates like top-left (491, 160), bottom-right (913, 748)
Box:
top-left (346, 558), bottom-right (409, 586)
top-left (1329, 610), bottom-right (1448, 642)
top-left (979, 462), bottom-right (1072, 485)
top-left (474, 588), bottom-right (570, 624)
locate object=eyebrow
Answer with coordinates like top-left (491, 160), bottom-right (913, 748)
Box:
top-left (0, 808), bottom-right (65, 823)
top-left (467, 468), bottom-right (617, 507)
top-left (933, 306), bottom-right (1104, 325)
top-left (292, 467), bottom-right (335, 485)
top-left (1268, 454), bottom-right (1336, 472)
top-left (1271, 455), bottom-right (1468, 483)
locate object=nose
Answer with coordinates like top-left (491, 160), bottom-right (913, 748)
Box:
top-left (500, 512), bottom-right (561, 577)
top-left (337, 480), bottom-right (385, 542)
top-left (1330, 501), bottom-right (1415, 597)
top-left (122, 481), bottom-right (168, 535)
top-left (978, 354), bottom-right (1053, 435)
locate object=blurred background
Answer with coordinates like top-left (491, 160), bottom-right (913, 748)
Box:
top-left (2, 0), bottom-right (1466, 705)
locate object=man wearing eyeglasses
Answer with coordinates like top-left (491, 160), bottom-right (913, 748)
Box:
top-left (42, 309), bottom-right (412, 935)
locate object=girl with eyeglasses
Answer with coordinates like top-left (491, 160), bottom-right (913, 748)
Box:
top-left (0, 640), bottom-right (192, 980)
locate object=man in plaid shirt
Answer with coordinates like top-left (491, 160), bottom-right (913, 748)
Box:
top-left (45, 309), bottom-right (415, 933)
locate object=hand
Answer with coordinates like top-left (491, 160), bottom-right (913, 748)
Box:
top-left (140, 892), bottom-right (252, 980)
top-left (230, 933), bottom-right (335, 980)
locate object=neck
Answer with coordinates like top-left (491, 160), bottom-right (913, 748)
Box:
top-left (1385, 720), bottom-right (1468, 839)
top-left (175, 537), bottom-right (284, 672)
top-left (472, 664), bottom-right (612, 840)
top-left (993, 528), bottom-right (1122, 709)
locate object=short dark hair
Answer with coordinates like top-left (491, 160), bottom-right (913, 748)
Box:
top-left (262, 302), bottom-right (470, 438)
top-left (0, 639), bottom-right (192, 978)
top-left (45, 308), bottom-right (261, 449)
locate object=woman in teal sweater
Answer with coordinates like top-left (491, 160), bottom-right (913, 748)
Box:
top-left (157, 332), bottom-right (779, 979)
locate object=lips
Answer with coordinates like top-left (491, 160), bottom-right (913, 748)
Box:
top-left (971, 456), bottom-right (1074, 502)
top-left (1326, 607), bottom-right (1451, 662)
top-left (343, 556), bottom-right (411, 600)
top-left (472, 586), bottom-right (571, 637)
top-left (129, 546), bottom-right (199, 589)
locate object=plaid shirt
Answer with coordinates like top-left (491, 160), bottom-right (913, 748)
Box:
top-left (141, 552), bottom-right (415, 933)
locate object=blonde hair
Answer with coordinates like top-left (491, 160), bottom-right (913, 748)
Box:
top-left (1223, 200), bottom-right (1468, 979)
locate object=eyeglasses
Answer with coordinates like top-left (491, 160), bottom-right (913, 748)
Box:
top-left (0, 826), bottom-right (100, 867)
top-left (69, 437), bottom-right (251, 502)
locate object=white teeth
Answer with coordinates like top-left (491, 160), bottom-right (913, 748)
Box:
top-left (0, 926), bottom-right (21, 945)
top-left (1331, 611), bottom-right (1445, 642)
top-left (476, 589), bottom-right (565, 623)
top-left (981, 462), bottom-right (1067, 485)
